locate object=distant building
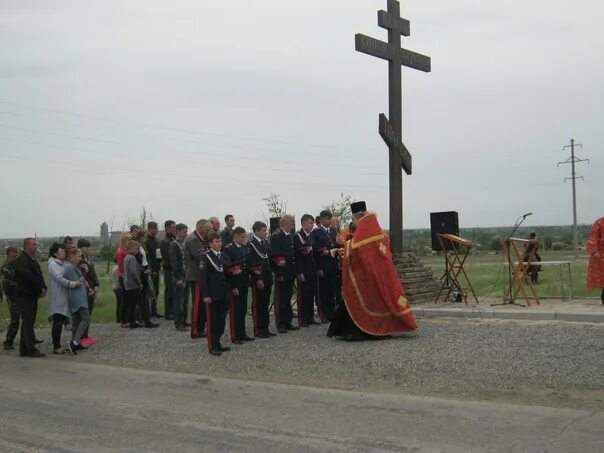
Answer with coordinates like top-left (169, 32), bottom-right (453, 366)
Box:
top-left (100, 222), bottom-right (109, 244)
top-left (110, 230), bottom-right (125, 244)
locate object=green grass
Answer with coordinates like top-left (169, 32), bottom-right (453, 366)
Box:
top-left (421, 250), bottom-right (600, 300)
top-left (0, 251), bottom-right (600, 328)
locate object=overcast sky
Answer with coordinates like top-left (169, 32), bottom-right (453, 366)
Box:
top-left (0, 0), bottom-right (602, 238)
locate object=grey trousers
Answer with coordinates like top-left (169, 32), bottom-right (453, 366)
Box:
top-left (72, 308), bottom-right (90, 344)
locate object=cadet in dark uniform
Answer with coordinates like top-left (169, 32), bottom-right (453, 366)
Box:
top-left (294, 214), bottom-right (318, 327)
top-left (246, 221), bottom-right (275, 338)
top-left (311, 210), bottom-right (337, 323)
top-left (200, 232), bottom-right (230, 356)
top-left (270, 215), bottom-right (298, 333)
top-left (223, 227), bottom-right (254, 344)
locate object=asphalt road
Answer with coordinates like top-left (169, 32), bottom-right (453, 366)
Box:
top-left (0, 357), bottom-right (602, 453)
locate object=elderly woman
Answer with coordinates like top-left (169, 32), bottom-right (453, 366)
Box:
top-left (65, 248), bottom-right (90, 354)
top-left (47, 242), bottom-right (82, 354)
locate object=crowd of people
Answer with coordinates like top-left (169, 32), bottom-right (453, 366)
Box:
top-left (108, 212), bottom-right (350, 356)
top-left (0, 209), bottom-right (360, 358)
top-left (1, 237), bottom-right (100, 357)
top-left (3, 207), bottom-right (603, 359)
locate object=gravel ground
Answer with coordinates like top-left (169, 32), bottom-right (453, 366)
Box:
top-left (3, 316), bottom-right (603, 410)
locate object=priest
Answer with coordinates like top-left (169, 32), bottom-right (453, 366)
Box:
top-left (327, 201), bottom-right (418, 341)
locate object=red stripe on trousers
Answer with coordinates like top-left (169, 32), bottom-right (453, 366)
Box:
top-left (296, 280), bottom-right (303, 324)
top-left (205, 300), bottom-right (213, 351)
top-left (191, 282), bottom-right (200, 337)
top-left (251, 285), bottom-right (259, 336)
top-left (229, 293), bottom-right (236, 341)
top-left (274, 280), bottom-right (281, 328)
top-left (316, 277), bottom-right (324, 320)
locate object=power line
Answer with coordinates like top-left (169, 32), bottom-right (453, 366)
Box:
top-left (0, 99), bottom-right (348, 152)
top-left (557, 138), bottom-right (589, 258)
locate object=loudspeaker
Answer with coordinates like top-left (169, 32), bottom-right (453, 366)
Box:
top-left (430, 211), bottom-right (459, 251)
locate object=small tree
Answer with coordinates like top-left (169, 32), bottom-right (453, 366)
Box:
top-left (262, 193), bottom-right (288, 218)
top-left (324, 192), bottom-right (357, 226)
top-left (100, 244), bottom-right (115, 274)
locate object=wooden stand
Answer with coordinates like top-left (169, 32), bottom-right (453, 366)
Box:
top-left (435, 233), bottom-right (478, 304)
top-left (500, 238), bottom-right (540, 306)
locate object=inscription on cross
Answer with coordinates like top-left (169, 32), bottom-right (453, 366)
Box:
top-left (355, 0), bottom-right (430, 253)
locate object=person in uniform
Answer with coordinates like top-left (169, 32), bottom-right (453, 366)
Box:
top-left (294, 214), bottom-right (318, 327)
top-left (200, 232), bottom-right (230, 356)
top-left (246, 221), bottom-right (275, 338)
top-left (586, 216), bottom-right (604, 304)
top-left (330, 217), bottom-right (343, 310)
top-left (311, 210), bottom-right (337, 322)
top-left (185, 219), bottom-right (212, 338)
top-left (270, 215), bottom-right (298, 333)
top-left (327, 201), bottom-right (418, 341)
top-left (223, 226), bottom-right (254, 344)
top-left (1, 246), bottom-right (20, 350)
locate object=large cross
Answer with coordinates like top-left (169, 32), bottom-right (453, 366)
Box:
top-left (355, 0), bottom-right (430, 254)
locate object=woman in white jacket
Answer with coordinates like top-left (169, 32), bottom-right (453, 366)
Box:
top-left (47, 242), bottom-right (82, 354)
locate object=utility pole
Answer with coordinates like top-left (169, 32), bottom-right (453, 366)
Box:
top-left (558, 139), bottom-right (589, 258)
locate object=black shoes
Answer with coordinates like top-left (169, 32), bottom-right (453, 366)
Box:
top-left (232, 339), bottom-right (244, 345)
top-left (299, 322), bottom-right (310, 328)
top-left (209, 348), bottom-right (222, 356)
top-left (144, 321), bottom-right (159, 328)
top-left (28, 349), bottom-right (46, 358)
top-left (255, 332), bottom-right (269, 339)
top-left (267, 331), bottom-right (277, 337)
top-left (34, 339), bottom-right (44, 345)
top-left (165, 314), bottom-right (175, 321)
top-left (176, 324), bottom-right (188, 332)
top-left (277, 325), bottom-right (288, 334)
top-left (3, 342), bottom-right (14, 350)
top-left (130, 322), bottom-right (143, 329)
top-left (217, 345), bottom-right (231, 352)
top-left (286, 324), bottom-right (300, 331)
top-left (183, 322), bottom-right (192, 327)
top-left (241, 335), bottom-right (255, 342)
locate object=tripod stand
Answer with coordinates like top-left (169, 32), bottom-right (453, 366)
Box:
top-left (491, 213), bottom-right (532, 307)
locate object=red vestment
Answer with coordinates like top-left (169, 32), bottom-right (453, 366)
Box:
top-left (586, 217), bottom-right (604, 288)
top-left (342, 213), bottom-right (417, 335)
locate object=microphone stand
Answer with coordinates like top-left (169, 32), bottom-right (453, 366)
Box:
top-left (491, 214), bottom-right (530, 307)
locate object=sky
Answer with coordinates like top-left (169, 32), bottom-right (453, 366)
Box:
top-left (0, 0), bottom-right (602, 238)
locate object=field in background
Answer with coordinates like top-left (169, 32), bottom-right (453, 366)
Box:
top-left (0, 250), bottom-right (599, 329)
top-left (422, 250), bottom-right (599, 301)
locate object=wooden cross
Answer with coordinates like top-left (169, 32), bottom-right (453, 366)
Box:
top-left (355, 0), bottom-right (431, 253)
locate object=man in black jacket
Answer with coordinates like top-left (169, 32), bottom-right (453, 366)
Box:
top-left (246, 221), bottom-right (275, 338)
top-left (220, 214), bottom-right (235, 248)
top-left (270, 215), bottom-right (298, 333)
top-left (223, 227), bottom-right (253, 344)
top-left (145, 221), bottom-right (162, 317)
top-left (160, 220), bottom-right (176, 320)
top-left (10, 238), bottom-right (47, 357)
top-left (200, 232), bottom-right (230, 356)
top-left (294, 214), bottom-right (317, 327)
top-left (311, 210), bottom-right (337, 323)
